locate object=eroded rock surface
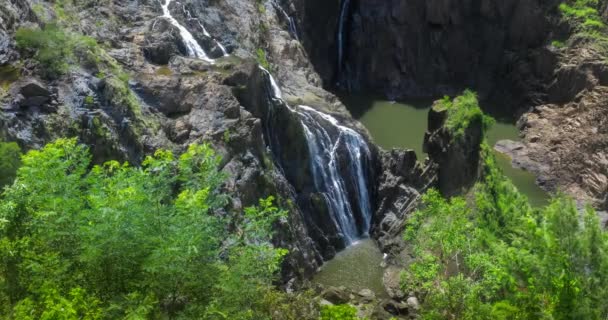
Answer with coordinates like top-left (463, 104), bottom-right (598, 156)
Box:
top-left (499, 86), bottom-right (608, 210)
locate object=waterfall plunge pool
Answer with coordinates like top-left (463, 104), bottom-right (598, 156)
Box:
top-left (312, 96), bottom-right (550, 297)
top-left (312, 238), bottom-right (388, 298)
top-left (339, 94), bottom-right (550, 207)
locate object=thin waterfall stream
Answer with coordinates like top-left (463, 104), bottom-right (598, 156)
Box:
top-left (337, 0), bottom-right (351, 73)
top-left (159, 0), bottom-right (228, 61)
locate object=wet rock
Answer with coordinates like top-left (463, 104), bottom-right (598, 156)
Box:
top-left (324, 0), bottom-right (557, 113)
top-left (406, 296), bottom-right (420, 311)
top-left (18, 79), bottom-right (51, 109)
top-left (321, 286), bottom-right (351, 305)
top-left (143, 18), bottom-right (187, 65)
top-left (358, 288), bottom-right (375, 303)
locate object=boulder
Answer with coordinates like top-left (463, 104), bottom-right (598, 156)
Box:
top-left (358, 288), bottom-right (375, 303)
top-left (143, 18), bottom-right (187, 65)
top-left (18, 79), bottom-right (51, 108)
top-left (406, 296), bottom-right (420, 311)
top-left (381, 299), bottom-right (409, 316)
top-left (321, 286), bottom-right (351, 305)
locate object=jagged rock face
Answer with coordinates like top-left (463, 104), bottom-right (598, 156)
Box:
top-left (371, 149), bottom-right (432, 256)
top-left (345, 0), bottom-right (557, 101)
top-left (497, 86), bottom-right (608, 210)
top-left (423, 104), bottom-right (483, 197)
top-left (237, 65), bottom-right (382, 260)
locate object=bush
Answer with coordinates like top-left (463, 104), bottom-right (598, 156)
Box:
top-left (320, 304), bottom-right (360, 320)
top-left (0, 139), bottom-right (292, 319)
top-left (401, 143), bottom-right (608, 319)
top-left (0, 142), bottom-right (21, 188)
top-left (257, 48), bottom-right (270, 70)
top-left (15, 24), bottom-right (98, 78)
top-left (436, 90), bottom-right (494, 139)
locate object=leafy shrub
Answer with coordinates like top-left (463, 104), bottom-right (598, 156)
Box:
top-left (320, 304), bottom-right (360, 320)
top-left (0, 139), bottom-right (291, 319)
top-left (436, 90), bottom-right (494, 139)
top-left (257, 48), bottom-right (270, 70)
top-left (0, 142), bottom-right (21, 188)
top-left (15, 24), bottom-right (98, 78)
top-left (402, 143), bottom-right (608, 319)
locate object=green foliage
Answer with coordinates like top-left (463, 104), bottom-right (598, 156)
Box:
top-left (15, 24), bottom-right (78, 77)
top-left (320, 304), bottom-right (360, 320)
top-left (256, 0), bottom-right (267, 13)
top-left (558, 0), bottom-right (608, 53)
top-left (437, 90), bottom-right (495, 139)
top-left (402, 143), bottom-right (608, 319)
top-left (559, 0), bottom-right (605, 32)
top-left (0, 65), bottom-right (21, 97)
top-left (0, 142), bottom-right (21, 188)
top-left (0, 139), bottom-right (294, 319)
top-left (257, 48), bottom-right (271, 70)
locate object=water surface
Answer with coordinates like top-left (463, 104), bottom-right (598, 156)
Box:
top-left (313, 239), bottom-right (387, 298)
top-left (340, 95), bottom-right (549, 206)
top-left (339, 95), bottom-right (431, 159)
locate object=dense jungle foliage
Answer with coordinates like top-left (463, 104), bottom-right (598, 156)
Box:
top-left (0, 139), bottom-right (317, 319)
top-left (402, 142), bottom-right (608, 319)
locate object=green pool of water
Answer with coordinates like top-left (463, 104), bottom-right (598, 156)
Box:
top-left (485, 122), bottom-right (550, 207)
top-left (339, 95), bottom-right (431, 160)
top-left (312, 239), bottom-right (388, 298)
top-left (339, 95), bottom-right (549, 206)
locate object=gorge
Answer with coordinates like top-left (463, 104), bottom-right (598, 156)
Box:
top-left (1, 0), bottom-right (607, 318)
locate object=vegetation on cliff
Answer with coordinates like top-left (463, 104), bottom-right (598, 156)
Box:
top-left (403, 126), bottom-right (608, 318)
top-left (0, 142), bottom-right (21, 188)
top-left (436, 90), bottom-right (494, 139)
top-left (558, 0), bottom-right (608, 52)
top-left (0, 139), bottom-right (312, 319)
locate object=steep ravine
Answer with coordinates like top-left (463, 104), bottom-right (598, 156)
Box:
top-left (0, 0), bottom-right (436, 287)
top-left (295, 0), bottom-right (608, 211)
top-left (1, 0), bottom-right (607, 308)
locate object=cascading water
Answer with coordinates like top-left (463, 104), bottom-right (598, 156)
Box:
top-left (337, 0), bottom-right (351, 73)
top-left (160, 0), bottom-right (229, 61)
top-left (258, 67), bottom-right (373, 246)
top-left (272, 1), bottom-right (299, 40)
top-left (161, 0), bottom-right (213, 62)
top-left (178, 3), bottom-right (229, 57)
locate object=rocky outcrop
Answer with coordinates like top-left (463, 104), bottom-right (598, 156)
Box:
top-left (143, 19), bottom-right (187, 65)
top-left (423, 103), bottom-right (484, 197)
top-left (498, 86), bottom-right (608, 210)
top-left (371, 149), bottom-right (434, 255)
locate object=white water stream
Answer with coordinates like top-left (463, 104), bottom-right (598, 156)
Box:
top-left (160, 0), bottom-right (228, 62)
top-left (259, 67), bottom-right (372, 245)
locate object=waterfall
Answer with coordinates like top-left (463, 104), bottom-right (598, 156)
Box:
top-left (161, 0), bottom-right (213, 62)
top-left (258, 67), bottom-right (373, 246)
top-left (197, 21), bottom-right (229, 56)
top-left (272, 1), bottom-right (299, 40)
top-left (337, 0), bottom-right (351, 72)
top-left (180, 2), bottom-right (229, 57)
top-left (160, 0), bottom-right (229, 61)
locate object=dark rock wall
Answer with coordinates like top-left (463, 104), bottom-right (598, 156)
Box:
top-left (297, 0), bottom-right (562, 113)
top-left (423, 104), bottom-right (484, 197)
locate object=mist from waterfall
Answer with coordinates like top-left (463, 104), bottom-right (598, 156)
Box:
top-left (258, 67), bottom-right (373, 246)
